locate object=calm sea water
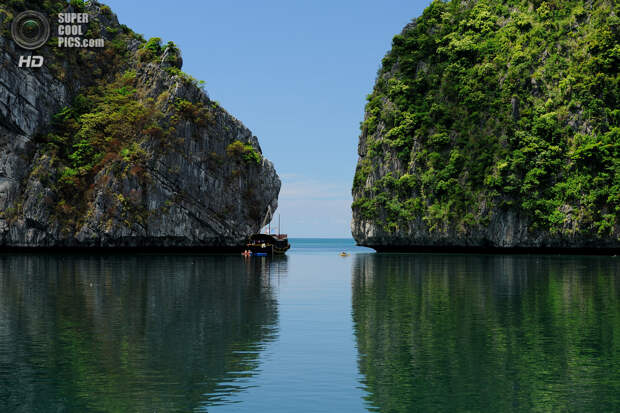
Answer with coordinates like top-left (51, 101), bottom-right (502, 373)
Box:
top-left (0, 239), bottom-right (619, 412)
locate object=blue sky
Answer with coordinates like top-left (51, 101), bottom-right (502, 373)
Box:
top-left (103, 0), bottom-right (431, 237)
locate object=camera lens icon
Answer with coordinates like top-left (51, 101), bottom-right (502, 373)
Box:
top-left (11, 11), bottom-right (50, 50)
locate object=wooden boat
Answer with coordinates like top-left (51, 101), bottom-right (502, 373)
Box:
top-left (246, 206), bottom-right (290, 255)
top-left (247, 233), bottom-right (290, 255)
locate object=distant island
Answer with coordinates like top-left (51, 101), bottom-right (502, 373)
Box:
top-left (0, 1), bottom-right (279, 249)
top-left (352, 0), bottom-right (619, 252)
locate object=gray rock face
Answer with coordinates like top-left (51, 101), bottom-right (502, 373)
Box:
top-left (351, 209), bottom-right (619, 251)
top-left (0, 3), bottom-right (279, 249)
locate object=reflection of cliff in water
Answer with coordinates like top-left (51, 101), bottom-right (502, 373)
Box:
top-left (352, 254), bottom-right (620, 413)
top-left (0, 254), bottom-right (282, 412)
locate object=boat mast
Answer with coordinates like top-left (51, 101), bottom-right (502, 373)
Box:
top-left (278, 213), bottom-right (281, 236)
top-left (261, 205), bottom-right (273, 234)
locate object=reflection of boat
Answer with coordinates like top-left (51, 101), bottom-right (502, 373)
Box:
top-left (247, 206), bottom-right (290, 255)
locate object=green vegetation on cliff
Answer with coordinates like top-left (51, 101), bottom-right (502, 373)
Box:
top-left (353, 0), bottom-right (618, 239)
top-left (39, 70), bottom-right (164, 229)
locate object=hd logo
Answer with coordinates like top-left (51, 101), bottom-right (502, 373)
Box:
top-left (18, 55), bottom-right (44, 68)
top-left (11, 10), bottom-right (50, 68)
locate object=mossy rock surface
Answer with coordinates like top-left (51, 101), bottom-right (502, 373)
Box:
top-left (352, 0), bottom-right (619, 250)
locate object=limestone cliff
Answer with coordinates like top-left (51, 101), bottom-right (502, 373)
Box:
top-left (0, 1), bottom-right (280, 248)
top-left (352, 0), bottom-right (619, 251)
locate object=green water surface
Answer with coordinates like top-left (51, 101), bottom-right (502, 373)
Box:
top-left (0, 240), bottom-right (618, 412)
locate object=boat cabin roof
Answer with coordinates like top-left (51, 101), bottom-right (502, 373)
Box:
top-left (250, 233), bottom-right (278, 242)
